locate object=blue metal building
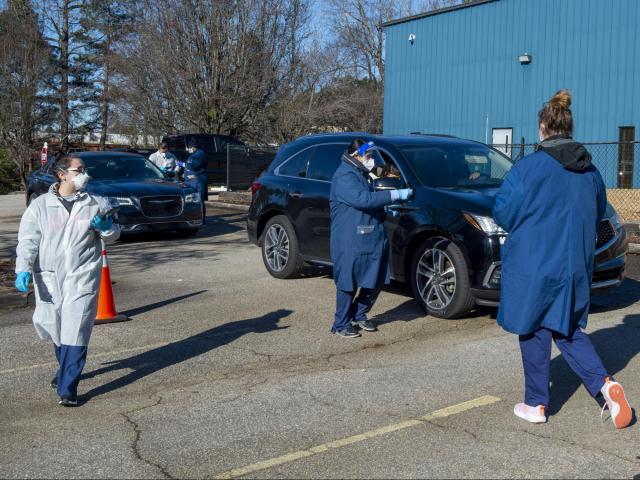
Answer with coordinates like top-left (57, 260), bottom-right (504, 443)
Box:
top-left (382, 0), bottom-right (640, 187)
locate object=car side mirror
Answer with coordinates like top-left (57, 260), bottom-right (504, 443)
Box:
top-left (373, 177), bottom-right (402, 191)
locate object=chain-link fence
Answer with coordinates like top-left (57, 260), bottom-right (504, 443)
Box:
top-left (226, 144), bottom-right (277, 190)
top-left (490, 141), bottom-right (640, 223)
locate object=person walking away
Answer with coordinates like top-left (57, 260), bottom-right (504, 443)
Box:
top-left (493, 90), bottom-right (632, 428)
top-left (14, 155), bottom-right (120, 406)
top-left (184, 139), bottom-right (208, 224)
top-left (330, 139), bottom-right (413, 338)
top-left (149, 142), bottom-right (178, 177)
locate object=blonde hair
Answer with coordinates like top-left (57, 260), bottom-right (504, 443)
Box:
top-left (538, 89), bottom-right (573, 136)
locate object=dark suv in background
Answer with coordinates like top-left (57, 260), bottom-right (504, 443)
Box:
top-left (247, 133), bottom-right (627, 319)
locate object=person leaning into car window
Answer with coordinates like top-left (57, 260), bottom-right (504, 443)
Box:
top-left (184, 139), bottom-right (208, 224)
top-left (493, 90), bottom-right (632, 428)
top-left (329, 139), bottom-right (413, 338)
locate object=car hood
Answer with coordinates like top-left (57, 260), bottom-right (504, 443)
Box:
top-left (426, 186), bottom-right (499, 215)
top-left (86, 178), bottom-right (193, 197)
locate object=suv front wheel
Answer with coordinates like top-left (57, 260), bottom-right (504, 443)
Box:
top-left (261, 215), bottom-right (304, 279)
top-left (410, 237), bottom-right (475, 319)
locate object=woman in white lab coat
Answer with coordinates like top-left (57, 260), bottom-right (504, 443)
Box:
top-left (15, 155), bottom-right (120, 406)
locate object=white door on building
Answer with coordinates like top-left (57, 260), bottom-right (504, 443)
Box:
top-left (492, 128), bottom-right (513, 158)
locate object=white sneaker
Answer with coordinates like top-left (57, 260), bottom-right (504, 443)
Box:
top-left (601, 378), bottom-right (632, 429)
top-left (514, 403), bottom-right (546, 423)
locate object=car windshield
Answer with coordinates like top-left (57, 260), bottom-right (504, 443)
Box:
top-left (84, 155), bottom-right (165, 180)
top-left (399, 143), bottom-right (513, 188)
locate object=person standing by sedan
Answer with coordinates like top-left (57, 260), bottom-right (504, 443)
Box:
top-left (329, 139), bottom-right (413, 338)
top-left (493, 90), bottom-right (632, 428)
top-left (149, 142), bottom-right (178, 176)
top-left (14, 155), bottom-right (120, 406)
top-left (185, 139), bottom-right (208, 224)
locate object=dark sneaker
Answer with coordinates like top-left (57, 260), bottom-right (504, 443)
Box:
top-left (355, 320), bottom-right (377, 332)
top-left (335, 326), bottom-right (360, 338)
top-left (50, 376), bottom-right (58, 389)
top-left (58, 396), bottom-right (79, 407)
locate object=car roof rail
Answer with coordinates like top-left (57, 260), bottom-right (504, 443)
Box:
top-left (409, 132), bottom-right (458, 138)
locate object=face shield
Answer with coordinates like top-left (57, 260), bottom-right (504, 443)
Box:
top-left (353, 141), bottom-right (385, 172)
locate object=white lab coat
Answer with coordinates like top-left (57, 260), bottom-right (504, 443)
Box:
top-left (15, 186), bottom-right (121, 346)
top-left (149, 151), bottom-right (177, 170)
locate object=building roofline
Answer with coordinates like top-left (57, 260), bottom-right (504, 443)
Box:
top-left (382, 0), bottom-right (499, 28)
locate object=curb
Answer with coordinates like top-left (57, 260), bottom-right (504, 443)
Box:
top-left (205, 201), bottom-right (249, 212)
top-left (629, 243), bottom-right (640, 254)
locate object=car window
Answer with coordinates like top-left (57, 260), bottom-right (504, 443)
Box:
top-left (164, 137), bottom-right (186, 151)
top-left (84, 156), bottom-right (165, 180)
top-left (399, 144), bottom-right (512, 188)
top-left (217, 137), bottom-right (244, 151)
top-left (195, 136), bottom-right (215, 153)
top-left (306, 144), bottom-right (347, 181)
top-left (278, 147), bottom-right (314, 177)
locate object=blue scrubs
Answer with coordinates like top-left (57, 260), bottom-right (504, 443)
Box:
top-left (53, 344), bottom-right (88, 399)
top-left (519, 328), bottom-right (609, 407)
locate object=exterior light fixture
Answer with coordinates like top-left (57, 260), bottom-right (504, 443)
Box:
top-left (518, 53), bottom-right (532, 64)
top-left (408, 33), bottom-right (416, 45)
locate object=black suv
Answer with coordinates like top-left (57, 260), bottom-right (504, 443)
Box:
top-left (247, 133), bottom-right (627, 319)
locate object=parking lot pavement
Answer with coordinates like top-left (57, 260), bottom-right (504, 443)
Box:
top-left (1, 194), bottom-right (639, 478)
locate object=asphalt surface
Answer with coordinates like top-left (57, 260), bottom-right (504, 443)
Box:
top-left (1, 194), bottom-right (639, 479)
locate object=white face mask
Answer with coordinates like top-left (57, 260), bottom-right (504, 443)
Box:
top-left (71, 172), bottom-right (90, 190)
top-left (363, 158), bottom-right (376, 171)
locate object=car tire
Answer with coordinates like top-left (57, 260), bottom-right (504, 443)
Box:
top-left (410, 236), bottom-right (476, 319)
top-left (176, 228), bottom-right (199, 237)
top-left (261, 215), bottom-right (304, 279)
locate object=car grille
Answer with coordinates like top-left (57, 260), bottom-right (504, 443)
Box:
top-left (139, 196), bottom-right (183, 218)
top-left (596, 220), bottom-right (615, 249)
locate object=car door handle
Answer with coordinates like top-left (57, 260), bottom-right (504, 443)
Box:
top-left (290, 191), bottom-right (304, 198)
top-left (387, 204), bottom-right (417, 211)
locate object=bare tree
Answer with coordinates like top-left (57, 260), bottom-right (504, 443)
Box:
top-left (36, 0), bottom-right (99, 149)
top-left (0, 0), bottom-right (55, 186)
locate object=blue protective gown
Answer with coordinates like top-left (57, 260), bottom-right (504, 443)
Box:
top-left (492, 138), bottom-right (607, 336)
top-left (185, 149), bottom-right (208, 201)
top-left (330, 154), bottom-right (394, 292)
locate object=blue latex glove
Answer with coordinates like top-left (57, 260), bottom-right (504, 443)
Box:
top-left (15, 271), bottom-right (30, 293)
top-left (398, 189), bottom-right (413, 201)
top-left (91, 215), bottom-right (113, 232)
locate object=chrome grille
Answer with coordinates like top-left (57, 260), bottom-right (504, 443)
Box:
top-left (596, 220), bottom-right (615, 249)
top-left (139, 196), bottom-right (182, 218)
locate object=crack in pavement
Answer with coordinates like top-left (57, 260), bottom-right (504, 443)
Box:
top-left (521, 429), bottom-right (640, 465)
top-left (120, 395), bottom-right (175, 479)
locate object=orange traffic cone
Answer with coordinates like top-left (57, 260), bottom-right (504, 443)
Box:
top-left (95, 241), bottom-right (129, 324)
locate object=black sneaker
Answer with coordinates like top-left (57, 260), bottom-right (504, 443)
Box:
top-left (355, 320), bottom-right (377, 332)
top-left (335, 326), bottom-right (360, 338)
top-left (58, 396), bottom-right (79, 407)
top-left (50, 376), bottom-right (58, 389)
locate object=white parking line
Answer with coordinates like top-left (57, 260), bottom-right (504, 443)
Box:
top-left (213, 395), bottom-right (501, 479)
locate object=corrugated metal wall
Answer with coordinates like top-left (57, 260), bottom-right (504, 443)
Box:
top-left (383, 0), bottom-right (640, 186)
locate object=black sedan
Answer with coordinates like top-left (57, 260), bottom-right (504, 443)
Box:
top-left (247, 133), bottom-right (627, 319)
top-left (27, 151), bottom-right (203, 236)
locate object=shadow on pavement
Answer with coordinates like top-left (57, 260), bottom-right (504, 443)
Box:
top-left (590, 278), bottom-right (640, 313)
top-left (121, 290), bottom-right (207, 317)
top-left (80, 309), bottom-right (293, 402)
top-left (548, 313), bottom-right (640, 419)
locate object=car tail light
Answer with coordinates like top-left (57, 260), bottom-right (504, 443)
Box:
top-left (251, 182), bottom-right (261, 195)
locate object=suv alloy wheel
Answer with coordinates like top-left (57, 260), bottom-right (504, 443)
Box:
top-left (261, 215), bottom-right (304, 279)
top-left (410, 237), bottom-right (475, 319)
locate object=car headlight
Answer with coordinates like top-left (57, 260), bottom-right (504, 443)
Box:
top-left (610, 212), bottom-right (623, 230)
top-left (108, 196), bottom-right (134, 207)
top-left (464, 212), bottom-right (506, 234)
top-left (185, 192), bottom-right (201, 203)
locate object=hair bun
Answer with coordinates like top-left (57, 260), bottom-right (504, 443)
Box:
top-left (549, 89), bottom-right (571, 110)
